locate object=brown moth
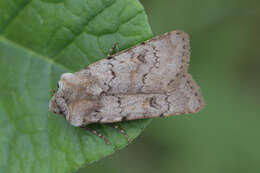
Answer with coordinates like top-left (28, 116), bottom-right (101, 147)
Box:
top-left (49, 30), bottom-right (205, 127)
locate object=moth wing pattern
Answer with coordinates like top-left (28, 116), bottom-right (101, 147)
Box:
top-left (49, 30), bottom-right (205, 126)
top-left (82, 73), bottom-right (205, 124)
top-left (83, 30), bottom-right (190, 94)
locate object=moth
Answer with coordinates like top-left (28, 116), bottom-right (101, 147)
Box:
top-left (49, 30), bottom-right (205, 127)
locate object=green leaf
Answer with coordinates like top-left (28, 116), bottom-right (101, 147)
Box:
top-left (0, 0), bottom-right (152, 172)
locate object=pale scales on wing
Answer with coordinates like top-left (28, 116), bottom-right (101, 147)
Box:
top-left (49, 30), bottom-right (205, 127)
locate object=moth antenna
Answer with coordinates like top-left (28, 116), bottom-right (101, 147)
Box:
top-left (108, 42), bottom-right (119, 56)
top-left (80, 126), bottom-right (111, 145)
top-left (110, 124), bottom-right (131, 143)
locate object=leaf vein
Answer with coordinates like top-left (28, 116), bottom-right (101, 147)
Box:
top-left (1, 0), bottom-right (32, 34)
top-left (52, 1), bottom-right (116, 59)
top-left (0, 36), bottom-right (70, 72)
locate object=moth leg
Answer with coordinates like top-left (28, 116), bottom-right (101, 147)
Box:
top-left (80, 126), bottom-right (111, 145)
top-left (50, 89), bottom-right (57, 96)
top-left (108, 42), bottom-right (119, 56)
top-left (50, 83), bottom-right (59, 96)
top-left (109, 124), bottom-right (131, 143)
top-left (84, 43), bottom-right (118, 69)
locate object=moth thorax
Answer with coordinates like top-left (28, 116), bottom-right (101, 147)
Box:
top-left (67, 98), bottom-right (100, 126)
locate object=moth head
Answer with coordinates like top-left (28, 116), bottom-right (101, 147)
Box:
top-left (49, 72), bottom-right (102, 127)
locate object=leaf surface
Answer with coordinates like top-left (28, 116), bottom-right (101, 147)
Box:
top-left (0, 0), bottom-right (152, 172)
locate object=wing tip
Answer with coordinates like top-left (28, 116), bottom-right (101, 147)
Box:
top-left (184, 73), bottom-right (205, 114)
top-left (171, 30), bottom-right (190, 39)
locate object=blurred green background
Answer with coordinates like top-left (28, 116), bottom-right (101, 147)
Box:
top-left (79, 0), bottom-right (260, 172)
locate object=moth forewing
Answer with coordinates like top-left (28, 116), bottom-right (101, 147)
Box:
top-left (87, 30), bottom-right (190, 94)
top-left (49, 30), bottom-right (204, 127)
top-left (81, 74), bottom-right (204, 124)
